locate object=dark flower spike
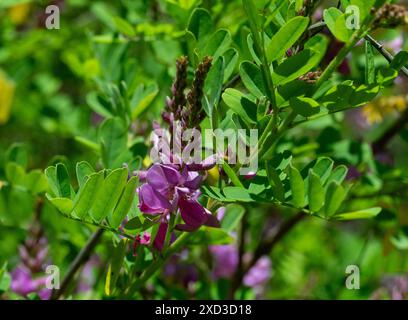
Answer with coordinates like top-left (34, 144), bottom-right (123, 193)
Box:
top-left (164, 56), bottom-right (189, 121)
top-left (186, 56), bottom-right (213, 127)
top-left (374, 4), bottom-right (408, 29)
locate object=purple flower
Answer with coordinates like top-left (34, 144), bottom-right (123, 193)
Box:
top-left (137, 163), bottom-right (220, 250)
top-left (10, 265), bottom-right (51, 299)
top-left (163, 252), bottom-right (199, 288)
top-left (76, 255), bottom-right (101, 294)
top-left (209, 244), bottom-right (239, 279)
top-left (243, 256), bottom-right (272, 288)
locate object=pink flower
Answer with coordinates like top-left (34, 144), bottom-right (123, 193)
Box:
top-left (137, 163), bottom-right (220, 250)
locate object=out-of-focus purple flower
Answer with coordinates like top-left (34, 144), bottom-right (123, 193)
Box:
top-left (209, 245), bottom-right (239, 279)
top-left (163, 252), bottom-right (199, 288)
top-left (76, 255), bottom-right (101, 294)
top-left (346, 165), bottom-right (362, 181)
top-left (371, 274), bottom-right (408, 300)
top-left (374, 150), bottom-right (394, 166)
top-left (91, 112), bottom-right (104, 127)
top-left (345, 109), bottom-right (371, 133)
top-left (11, 266), bottom-right (51, 299)
top-left (137, 163), bottom-right (220, 250)
top-left (243, 256), bottom-right (272, 288)
top-left (386, 35), bottom-right (403, 53)
top-left (11, 223), bottom-right (52, 300)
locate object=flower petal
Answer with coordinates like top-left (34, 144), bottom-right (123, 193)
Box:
top-left (138, 184), bottom-right (171, 214)
top-left (147, 164), bottom-right (182, 192)
top-left (178, 197), bottom-right (208, 229)
top-left (153, 222), bottom-right (168, 251)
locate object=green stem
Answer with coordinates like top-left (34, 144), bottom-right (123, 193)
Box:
top-left (126, 232), bottom-right (192, 297)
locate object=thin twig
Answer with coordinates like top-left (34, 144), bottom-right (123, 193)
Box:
top-left (51, 228), bottom-right (104, 300)
top-left (308, 21), bottom-right (408, 78)
top-left (228, 212), bottom-right (306, 298)
top-left (372, 107), bottom-right (408, 151)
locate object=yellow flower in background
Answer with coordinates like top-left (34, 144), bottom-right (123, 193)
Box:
top-left (206, 166), bottom-right (220, 186)
top-left (8, 2), bottom-right (31, 25)
top-left (0, 71), bottom-right (15, 125)
top-left (362, 95), bottom-right (407, 124)
top-left (142, 155), bottom-right (152, 168)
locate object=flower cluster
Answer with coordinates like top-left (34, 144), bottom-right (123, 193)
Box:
top-left (10, 222), bottom-right (51, 300)
top-left (374, 4), bottom-right (408, 29)
top-left (138, 162), bottom-right (219, 250)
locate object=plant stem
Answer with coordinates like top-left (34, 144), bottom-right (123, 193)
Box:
top-left (372, 106), bottom-right (408, 151)
top-left (126, 231), bottom-right (192, 297)
top-left (228, 212), bottom-right (306, 298)
top-left (51, 228), bottom-right (104, 300)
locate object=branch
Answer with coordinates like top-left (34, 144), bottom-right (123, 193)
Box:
top-left (51, 228), bottom-right (104, 300)
top-left (308, 21), bottom-right (408, 78)
top-left (228, 212), bottom-right (306, 298)
top-left (372, 106), bottom-right (408, 151)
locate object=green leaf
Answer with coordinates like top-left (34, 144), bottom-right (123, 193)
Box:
top-left (290, 96), bottom-right (320, 117)
top-left (308, 170), bottom-right (325, 213)
top-left (349, 84), bottom-right (380, 107)
top-left (266, 16), bottom-right (309, 62)
top-left (324, 181), bottom-right (346, 218)
top-left (110, 176), bottom-right (138, 228)
top-left (0, 263), bottom-right (10, 293)
top-left (376, 67), bottom-right (398, 86)
top-left (56, 163), bottom-right (71, 198)
top-left (323, 7), bottom-right (342, 38)
top-left (105, 239), bottom-right (128, 296)
top-left (222, 88), bottom-right (257, 125)
top-left (266, 162), bottom-right (285, 202)
top-left (324, 8), bottom-right (354, 43)
top-left (190, 226), bottom-right (234, 245)
top-left (124, 216), bottom-right (142, 230)
top-left (45, 166), bottom-right (59, 197)
top-left (201, 29), bottom-right (231, 61)
top-left (365, 41), bottom-right (375, 85)
top-left (74, 136), bottom-right (101, 153)
top-left (112, 16), bottom-right (135, 37)
top-left (73, 171), bottom-right (104, 219)
top-left (204, 56), bottom-right (224, 118)
top-left (239, 61), bottom-right (266, 98)
top-left (390, 51), bottom-right (408, 71)
top-left (223, 48), bottom-right (239, 82)
top-left (326, 165), bottom-right (348, 185)
top-left (24, 170), bottom-right (48, 194)
top-left (272, 49), bottom-right (323, 85)
top-left (222, 162), bottom-right (244, 188)
top-left (242, 0), bottom-right (262, 56)
top-left (48, 197), bottom-right (74, 215)
top-left (334, 207), bottom-right (382, 220)
top-left (90, 168), bottom-right (128, 222)
top-left (76, 161), bottom-right (95, 188)
top-left (289, 164), bottom-right (305, 208)
top-left (187, 8), bottom-right (213, 43)
top-left (6, 143), bottom-right (28, 169)
top-left (131, 84), bottom-right (159, 120)
top-left (5, 162), bottom-right (25, 185)
top-left (223, 187), bottom-right (253, 202)
top-left (319, 81), bottom-right (355, 111)
top-left (221, 204), bottom-right (245, 232)
top-left (99, 117), bottom-right (129, 168)
top-left (312, 157), bottom-right (334, 184)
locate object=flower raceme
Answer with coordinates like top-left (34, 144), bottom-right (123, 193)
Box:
top-left (137, 162), bottom-right (220, 250)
